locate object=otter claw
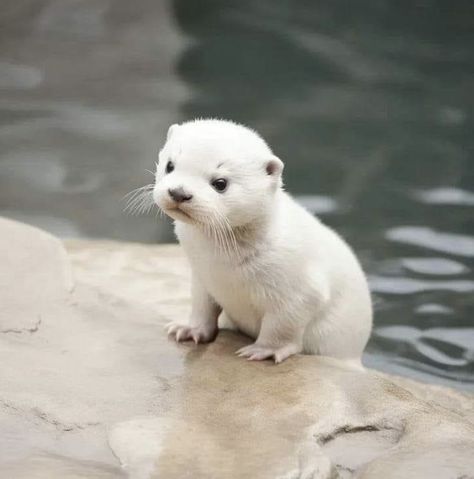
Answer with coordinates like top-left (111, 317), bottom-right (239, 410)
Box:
top-left (165, 322), bottom-right (216, 344)
top-left (236, 342), bottom-right (299, 363)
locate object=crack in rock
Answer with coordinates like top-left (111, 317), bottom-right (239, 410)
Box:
top-left (1, 399), bottom-right (99, 432)
top-left (31, 407), bottom-right (100, 432)
top-left (317, 425), bottom-right (389, 445)
top-left (335, 463), bottom-right (355, 473)
top-left (1, 316), bottom-right (42, 334)
top-left (315, 422), bottom-right (405, 478)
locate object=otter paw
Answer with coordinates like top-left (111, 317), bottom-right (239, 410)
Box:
top-left (235, 343), bottom-right (300, 364)
top-left (165, 322), bottom-right (217, 344)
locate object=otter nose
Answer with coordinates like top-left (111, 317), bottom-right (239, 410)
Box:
top-left (168, 187), bottom-right (193, 203)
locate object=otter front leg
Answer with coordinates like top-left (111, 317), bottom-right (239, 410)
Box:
top-left (236, 309), bottom-right (308, 363)
top-left (166, 274), bottom-right (221, 344)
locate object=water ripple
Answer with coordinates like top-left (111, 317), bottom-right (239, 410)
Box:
top-left (0, 62), bottom-right (43, 89)
top-left (295, 195), bottom-right (338, 214)
top-left (414, 303), bottom-right (453, 315)
top-left (375, 325), bottom-right (473, 367)
top-left (414, 187), bottom-right (474, 206)
top-left (401, 257), bottom-right (468, 275)
top-left (386, 226), bottom-right (474, 257)
top-left (369, 275), bottom-right (474, 294)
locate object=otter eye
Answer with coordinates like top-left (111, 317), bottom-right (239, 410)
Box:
top-left (211, 178), bottom-right (228, 192)
top-left (165, 161), bottom-right (174, 174)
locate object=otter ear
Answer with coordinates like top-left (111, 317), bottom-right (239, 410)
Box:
top-left (166, 123), bottom-right (179, 141)
top-left (265, 155), bottom-right (284, 177)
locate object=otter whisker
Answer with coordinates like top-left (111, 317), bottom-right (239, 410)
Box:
top-left (125, 194), bottom-right (148, 215)
top-left (220, 216), bottom-right (239, 259)
top-left (137, 196), bottom-right (155, 216)
top-left (172, 203), bottom-right (241, 260)
top-left (196, 210), bottom-right (225, 256)
top-left (210, 215), bottom-right (226, 256)
top-left (221, 214), bottom-right (239, 256)
top-left (189, 207), bottom-right (233, 259)
top-left (217, 216), bottom-right (233, 258)
top-left (123, 184), bottom-right (154, 201)
top-left (207, 213), bottom-right (227, 256)
top-left (124, 185), bottom-right (156, 216)
top-left (214, 209), bottom-right (241, 260)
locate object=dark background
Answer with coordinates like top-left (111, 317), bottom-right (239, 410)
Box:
top-left (0, 0), bottom-right (473, 389)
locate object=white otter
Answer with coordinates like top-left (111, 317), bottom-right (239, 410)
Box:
top-left (153, 119), bottom-right (372, 364)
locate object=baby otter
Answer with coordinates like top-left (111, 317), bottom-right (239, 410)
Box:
top-left (153, 119), bottom-right (372, 364)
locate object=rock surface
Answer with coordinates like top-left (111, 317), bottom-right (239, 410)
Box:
top-left (0, 217), bottom-right (473, 479)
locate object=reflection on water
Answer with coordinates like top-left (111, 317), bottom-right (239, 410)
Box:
top-left (415, 187), bottom-right (474, 206)
top-left (0, 0), bottom-right (473, 389)
top-left (386, 226), bottom-right (474, 257)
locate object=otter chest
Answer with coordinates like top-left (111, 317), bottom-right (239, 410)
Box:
top-left (200, 259), bottom-right (265, 334)
top-left (177, 226), bottom-right (267, 334)
top-left (211, 262), bottom-right (261, 307)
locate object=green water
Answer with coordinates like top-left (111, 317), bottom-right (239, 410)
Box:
top-left (0, 0), bottom-right (473, 389)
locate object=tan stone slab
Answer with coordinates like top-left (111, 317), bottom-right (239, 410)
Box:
top-left (0, 220), bottom-right (473, 478)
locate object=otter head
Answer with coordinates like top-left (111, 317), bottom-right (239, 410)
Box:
top-left (153, 119), bottom-right (284, 229)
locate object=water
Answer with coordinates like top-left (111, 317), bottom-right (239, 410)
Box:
top-left (0, 0), bottom-right (473, 390)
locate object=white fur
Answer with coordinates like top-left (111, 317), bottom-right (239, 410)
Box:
top-left (154, 119), bottom-right (372, 363)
